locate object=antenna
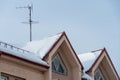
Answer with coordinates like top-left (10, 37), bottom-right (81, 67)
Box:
top-left (17, 4), bottom-right (38, 42)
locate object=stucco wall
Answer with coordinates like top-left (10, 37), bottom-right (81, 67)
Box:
top-left (0, 55), bottom-right (45, 80)
top-left (52, 47), bottom-right (81, 80)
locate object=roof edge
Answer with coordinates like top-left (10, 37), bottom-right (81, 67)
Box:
top-left (42, 31), bottom-right (65, 60)
top-left (64, 32), bottom-right (84, 70)
top-left (0, 52), bottom-right (2, 55)
top-left (0, 51), bottom-right (49, 69)
top-left (86, 48), bottom-right (104, 73)
top-left (104, 48), bottom-right (120, 79)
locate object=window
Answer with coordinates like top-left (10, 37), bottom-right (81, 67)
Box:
top-left (52, 54), bottom-right (67, 75)
top-left (1, 73), bottom-right (25, 80)
top-left (94, 69), bottom-right (105, 80)
top-left (1, 76), bottom-right (8, 80)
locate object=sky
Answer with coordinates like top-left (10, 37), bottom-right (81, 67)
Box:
top-left (0, 0), bottom-right (120, 76)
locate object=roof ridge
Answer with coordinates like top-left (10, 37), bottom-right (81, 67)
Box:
top-left (91, 48), bottom-right (104, 53)
top-left (79, 48), bottom-right (104, 55)
top-left (46, 31), bottom-right (65, 38)
top-left (22, 32), bottom-right (65, 59)
top-left (31, 32), bottom-right (65, 42)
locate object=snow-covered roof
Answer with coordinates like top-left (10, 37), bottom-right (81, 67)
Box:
top-left (78, 49), bottom-right (103, 72)
top-left (0, 42), bottom-right (48, 67)
top-left (22, 32), bottom-right (62, 59)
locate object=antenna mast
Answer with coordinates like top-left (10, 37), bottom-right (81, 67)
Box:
top-left (29, 5), bottom-right (32, 41)
top-left (17, 4), bottom-right (38, 41)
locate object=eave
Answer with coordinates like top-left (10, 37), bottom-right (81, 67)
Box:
top-left (0, 51), bottom-right (49, 69)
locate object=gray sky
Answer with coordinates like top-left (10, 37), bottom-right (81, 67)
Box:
top-left (0, 0), bottom-right (120, 76)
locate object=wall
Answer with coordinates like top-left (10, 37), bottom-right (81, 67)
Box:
top-left (52, 49), bottom-right (73, 80)
top-left (0, 55), bottom-right (45, 80)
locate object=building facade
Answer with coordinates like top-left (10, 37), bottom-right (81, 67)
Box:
top-left (0, 32), bottom-right (119, 80)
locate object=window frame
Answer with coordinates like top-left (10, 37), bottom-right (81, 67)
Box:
top-left (1, 76), bottom-right (9, 80)
top-left (52, 53), bottom-right (67, 75)
top-left (1, 72), bottom-right (25, 80)
top-left (94, 68), bottom-right (105, 80)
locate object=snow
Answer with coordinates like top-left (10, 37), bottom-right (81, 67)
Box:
top-left (82, 73), bottom-right (94, 80)
top-left (0, 32), bottom-right (62, 68)
top-left (78, 50), bottom-right (102, 71)
top-left (22, 33), bottom-right (62, 58)
top-left (0, 42), bottom-right (48, 67)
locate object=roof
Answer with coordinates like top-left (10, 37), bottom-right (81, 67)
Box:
top-left (0, 32), bottom-right (84, 70)
top-left (22, 32), bottom-right (62, 59)
top-left (78, 49), bottom-right (103, 72)
top-left (79, 48), bottom-right (120, 79)
top-left (22, 32), bottom-right (84, 69)
top-left (0, 41), bottom-right (49, 68)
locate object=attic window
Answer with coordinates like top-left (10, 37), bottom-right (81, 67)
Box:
top-left (1, 76), bottom-right (8, 80)
top-left (94, 69), bottom-right (105, 80)
top-left (52, 54), bottom-right (67, 75)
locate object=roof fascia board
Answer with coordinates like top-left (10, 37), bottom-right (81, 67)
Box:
top-left (104, 48), bottom-right (120, 79)
top-left (64, 32), bottom-right (84, 70)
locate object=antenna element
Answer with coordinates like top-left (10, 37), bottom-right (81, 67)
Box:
top-left (17, 4), bottom-right (38, 41)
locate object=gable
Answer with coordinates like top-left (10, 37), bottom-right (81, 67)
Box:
top-left (78, 49), bottom-right (102, 72)
top-left (51, 40), bottom-right (82, 80)
top-left (57, 33), bottom-right (83, 69)
top-left (95, 50), bottom-right (119, 80)
top-left (79, 48), bottom-right (119, 80)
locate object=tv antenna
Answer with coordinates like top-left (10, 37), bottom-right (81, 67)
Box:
top-left (17, 4), bottom-right (38, 41)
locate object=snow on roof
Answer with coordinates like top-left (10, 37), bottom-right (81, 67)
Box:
top-left (22, 32), bottom-right (62, 59)
top-left (0, 42), bottom-right (48, 67)
top-left (82, 73), bottom-right (94, 80)
top-left (78, 49), bottom-right (103, 71)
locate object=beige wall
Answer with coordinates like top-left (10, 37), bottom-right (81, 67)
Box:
top-left (99, 57), bottom-right (119, 80)
top-left (87, 51), bottom-right (119, 80)
top-left (0, 55), bottom-right (46, 80)
top-left (52, 46), bottom-right (81, 80)
top-left (52, 49), bottom-right (73, 80)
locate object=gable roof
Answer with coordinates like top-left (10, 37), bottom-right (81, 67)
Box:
top-left (23, 32), bottom-right (84, 69)
top-left (0, 41), bottom-right (49, 69)
top-left (78, 49), bottom-right (103, 72)
top-left (78, 48), bottom-right (119, 79)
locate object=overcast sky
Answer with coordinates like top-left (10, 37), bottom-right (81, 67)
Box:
top-left (0, 0), bottom-right (120, 76)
